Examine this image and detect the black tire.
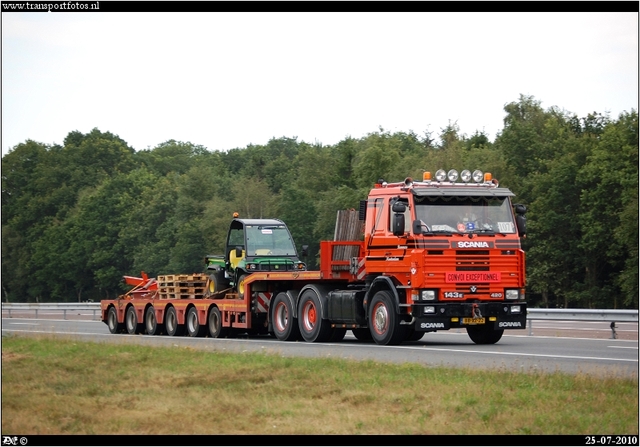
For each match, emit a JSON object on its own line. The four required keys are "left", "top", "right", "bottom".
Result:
{"left": 186, "top": 307, "right": 206, "bottom": 337}
{"left": 237, "top": 273, "right": 248, "bottom": 299}
{"left": 165, "top": 306, "right": 185, "bottom": 337}
{"left": 145, "top": 306, "right": 163, "bottom": 335}
{"left": 405, "top": 328, "right": 425, "bottom": 341}
{"left": 328, "top": 327, "right": 347, "bottom": 342}
{"left": 271, "top": 292, "right": 300, "bottom": 341}
{"left": 125, "top": 306, "right": 143, "bottom": 335}
{"left": 352, "top": 328, "right": 373, "bottom": 342}
{"left": 207, "top": 271, "right": 229, "bottom": 297}
{"left": 298, "top": 288, "right": 333, "bottom": 342}
{"left": 107, "top": 306, "right": 124, "bottom": 334}
{"left": 368, "top": 290, "right": 407, "bottom": 345}
{"left": 466, "top": 325, "right": 504, "bottom": 344}
{"left": 208, "top": 306, "right": 229, "bottom": 338}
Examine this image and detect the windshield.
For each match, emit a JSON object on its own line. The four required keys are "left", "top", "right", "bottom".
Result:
{"left": 414, "top": 196, "right": 516, "bottom": 234}
{"left": 245, "top": 225, "right": 298, "bottom": 256}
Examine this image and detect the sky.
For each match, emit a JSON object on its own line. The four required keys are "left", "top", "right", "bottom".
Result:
{"left": 1, "top": 10, "right": 638, "bottom": 157}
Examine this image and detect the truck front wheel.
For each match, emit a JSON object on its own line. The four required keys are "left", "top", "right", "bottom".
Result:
{"left": 368, "top": 290, "right": 406, "bottom": 345}
{"left": 466, "top": 325, "right": 504, "bottom": 344}
{"left": 271, "top": 292, "right": 300, "bottom": 341}
{"left": 298, "top": 289, "right": 333, "bottom": 342}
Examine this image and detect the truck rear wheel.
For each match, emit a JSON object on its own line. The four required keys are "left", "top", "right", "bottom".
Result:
{"left": 145, "top": 306, "right": 163, "bottom": 335}
{"left": 466, "top": 325, "right": 504, "bottom": 344}
{"left": 298, "top": 288, "right": 333, "bottom": 342}
{"left": 107, "top": 306, "right": 124, "bottom": 334}
{"left": 352, "top": 328, "right": 373, "bottom": 342}
{"left": 165, "top": 306, "right": 185, "bottom": 337}
{"left": 368, "top": 290, "right": 407, "bottom": 345}
{"left": 125, "top": 306, "right": 143, "bottom": 335}
{"left": 186, "top": 307, "right": 205, "bottom": 337}
{"left": 208, "top": 306, "right": 229, "bottom": 338}
{"left": 271, "top": 292, "right": 300, "bottom": 341}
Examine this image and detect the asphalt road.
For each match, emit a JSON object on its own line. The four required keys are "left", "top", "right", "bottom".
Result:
{"left": 2, "top": 313, "right": 638, "bottom": 378}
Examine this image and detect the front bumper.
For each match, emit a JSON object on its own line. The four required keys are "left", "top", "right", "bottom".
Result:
{"left": 412, "top": 302, "right": 527, "bottom": 331}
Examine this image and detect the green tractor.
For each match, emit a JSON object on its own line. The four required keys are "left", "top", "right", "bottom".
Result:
{"left": 204, "top": 217, "right": 308, "bottom": 298}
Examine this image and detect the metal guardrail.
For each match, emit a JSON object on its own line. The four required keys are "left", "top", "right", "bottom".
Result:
{"left": 526, "top": 308, "right": 638, "bottom": 339}
{"left": 1, "top": 303, "right": 638, "bottom": 337}
{"left": 2, "top": 302, "right": 100, "bottom": 320}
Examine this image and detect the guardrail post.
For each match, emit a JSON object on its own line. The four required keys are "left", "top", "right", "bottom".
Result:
{"left": 610, "top": 322, "right": 617, "bottom": 339}
{"left": 528, "top": 320, "right": 533, "bottom": 336}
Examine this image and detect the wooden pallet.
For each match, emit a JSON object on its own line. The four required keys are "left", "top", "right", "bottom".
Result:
{"left": 157, "top": 274, "right": 208, "bottom": 299}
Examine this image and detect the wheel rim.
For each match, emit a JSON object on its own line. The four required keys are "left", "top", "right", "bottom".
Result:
{"left": 209, "top": 279, "right": 216, "bottom": 294}
{"left": 275, "top": 302, "right": 288, "bottom": 332}
{"left": 372, "top": 302, "right": 388, "bottom": 335}
{"left": 302, "top": 301, "right": 316, "bottom": 331}
{"left": 238, "top": 276, "right": 246, "bottom": 297}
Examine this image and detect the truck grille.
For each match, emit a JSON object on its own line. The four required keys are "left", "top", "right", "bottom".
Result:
{"left": 455, "top": 250, "right": 490, "bottom": 271}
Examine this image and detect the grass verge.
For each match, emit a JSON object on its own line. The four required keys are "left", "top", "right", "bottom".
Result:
{"left": 1, "top": 334, "right": 638, "bottom": 435}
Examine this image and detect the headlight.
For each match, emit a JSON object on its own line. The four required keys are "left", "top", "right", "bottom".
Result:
{"left": 423, "top": 306, "right": 436, "bottom": 314}
{"left": 505, "top": 289, "right": 519, "bottom": 300}
{"left": 421, "top": 290, "right": 436, "bottom": 301}
{"left": 510, "top": 305, "right": 521, "bottom": 314}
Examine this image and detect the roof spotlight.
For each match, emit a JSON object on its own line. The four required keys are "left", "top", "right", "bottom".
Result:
{"left": 435, "top": 169, "right": 447, "bottom": 182}
{"left": 460, "top": 170, "right": 472, "bottom": 183}
{"left": 472, "top": 170, "right": 484, "bottom": 183}
{"left": 447, "top": 169, "right": 458, "bottom": 182}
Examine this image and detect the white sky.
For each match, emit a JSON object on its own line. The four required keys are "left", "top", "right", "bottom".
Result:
{"left": 2, "top": 11, "right": 638, "bottom": 156}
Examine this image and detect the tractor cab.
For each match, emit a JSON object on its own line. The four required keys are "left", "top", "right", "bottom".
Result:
{"left": 205, "top": 217, "right": 307, "bottom": 297}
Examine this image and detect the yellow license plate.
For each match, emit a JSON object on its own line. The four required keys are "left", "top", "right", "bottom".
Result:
{"left": 462, "top": 317, "right": 485, "bottom": 325}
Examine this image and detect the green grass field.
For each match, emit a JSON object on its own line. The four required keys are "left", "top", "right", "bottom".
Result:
{"left": 1, "top": 334, "right": 638, "bottom": 435}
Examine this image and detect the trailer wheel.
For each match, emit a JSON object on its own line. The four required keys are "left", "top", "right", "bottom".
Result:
{"left": 271, "top": 292, "right": 300, "bottom": 341}
{"left": 107, "top": 306, "right": 124, "bottom": 334}
{"left": 165, "top": 306, "right": 185, "bottom": 337}
{"left": 298, "top": 289, "right": 333, "bottom": 342}
{"left": 351, "top": 328, "right": 373, "bottom": 342}
{"left": 186, "top": 307, "right": 205, "bottom": 337}
{"left": 145, "top": 306, "right": 163, "bottom": 336}
{"left": 466, "top": 325, "right": 504, "bottom": 344}
{"left": 125, "top": 306, "right": 143, "bottom": 335}
{"left": 368, "top": 290, "right": 406, "bottom": 345}
{"left": 208, "top": 306, "right": 229, "bottom": 338}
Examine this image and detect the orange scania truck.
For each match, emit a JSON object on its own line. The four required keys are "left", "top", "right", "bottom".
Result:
{"left": 102, "top": 168, "right": 527, "bottom": 345}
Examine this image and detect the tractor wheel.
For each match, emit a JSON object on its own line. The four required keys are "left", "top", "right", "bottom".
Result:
{"left": 208, "top": 306, "right": 229, "bottom": 338}
{"left": 271, "top": 292, "right": 300, "bottom": 341}
{"left": 186, "top": 307, "right": 205, "bottom": 337}
{"left": 237, "top": 274, "right": 248, "bottom": 299}
{"left": 466, "top": 325, "right": 504, "bottom": 344}
{"left": 165, "top": 306, "right": 185, "bottom": 337}
{"left": 107, "top": 307, "right": 124, "bottom": 334}
{"left": 368, "top": 290, "right": 407, "bottom": 345}
{"left": 145, "top": 306, "right": 163, "bottom": 335}
{"left": 206, "top": 271, "right": 228, "bottom": 297}
{"left": 125, "top": 306, "right": 143, "bottom": 335}
{"left": 297, "top": 288, "right": 333, "bottom": 342}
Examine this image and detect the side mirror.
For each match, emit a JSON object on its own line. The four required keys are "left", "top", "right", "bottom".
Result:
{"left": 392, "top": 201, "right": 406, "bottom": 213}
{"left": 393, "top": 213, "right": 405, "bottom": 236}
{"left": 301, "top": 245, "right": 309, "bottom": 257}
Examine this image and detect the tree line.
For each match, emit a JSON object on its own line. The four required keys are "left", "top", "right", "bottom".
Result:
{"left": 2, "top": 95, "right": 637, "bottom": 308}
